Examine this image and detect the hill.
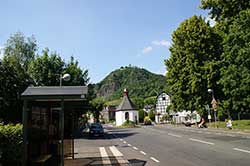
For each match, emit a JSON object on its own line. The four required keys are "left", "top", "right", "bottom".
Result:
{"left": 95, "top": 66, "right": 166, "bottom": 101}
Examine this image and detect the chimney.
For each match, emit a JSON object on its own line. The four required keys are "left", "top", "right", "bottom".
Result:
{"left": 123, "top": 88, "right": 128, "bottom": 96}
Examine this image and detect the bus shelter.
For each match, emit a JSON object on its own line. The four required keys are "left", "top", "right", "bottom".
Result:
{"left": 21, "top": 86, "right": 88, "bottom": 166}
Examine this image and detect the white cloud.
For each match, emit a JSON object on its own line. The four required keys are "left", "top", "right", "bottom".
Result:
{"left": 139, "top": 39, "right": 171, "bottom": 57}
{"left": 152, "top": 40, "right": 171, "bottom": 48}
{"left": 142, "top": 46, "right": 153, "bottom": 54}
{"left": 205, "top": 17, "right": 216, "bottom": 27}
{"left": 0, "top": 46, "right": 4, "bottom": 60}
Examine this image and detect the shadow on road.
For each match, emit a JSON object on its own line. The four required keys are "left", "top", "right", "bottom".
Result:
{"left": 64, "top": 157, "right": 147, "bottom": 166}
{"left": 73, "top": 127, "right": 138, "bottom": 140}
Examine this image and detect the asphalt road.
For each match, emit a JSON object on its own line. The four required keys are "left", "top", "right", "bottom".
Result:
{"left": 106, "top": 125, "right": 250, "bottom": 166}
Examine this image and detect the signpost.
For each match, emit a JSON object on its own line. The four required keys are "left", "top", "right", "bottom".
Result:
{"left": 211, "top": 98, "right": 218, "bottom": 128}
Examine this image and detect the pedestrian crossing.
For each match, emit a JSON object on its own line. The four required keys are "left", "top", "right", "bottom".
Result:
{"left": 74, "top": 145, "right": 129, "bottom": 165}
{"left": 99, "top": 146, "right": 129, "bottom": 165}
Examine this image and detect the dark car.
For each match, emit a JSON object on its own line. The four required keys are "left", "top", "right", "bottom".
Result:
{"left": 89, "top": 123, "right": 104, "bottom": 137}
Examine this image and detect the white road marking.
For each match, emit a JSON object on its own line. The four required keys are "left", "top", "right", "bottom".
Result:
{"left": 140, "top": 151, "right": 147, "bottom": 155}
{"left": 123, "top": 141, "right": 127, "bottom": 144}
{"left": 127, "top": 144, "right": 131, "bottom": 146}
{"left": 189, "top": 138, "right": 214, "bottom": 145}
{"left": 120, "top": 139, "right": 123, "bottom": 141}
{"left": 99, "top": 147, "right": 109, "bottom": 157}
{"left": 233, "top": 148, "right": 250, "bottom": 154}
{"left": 150, "top": 157, "right": 160, "bottom": 163}
{"left": 109, "top": 146, "right": 129, "bottom": 164}
{"left": 168, "top": 133, "right": 182, "bottom": 138}
{"left": 133, "top": 146, "right": 138, "bottom": 150}
{"left": 215, "top": 133, "right": 222, "bottom": 135}
{"left": 99, "top": 147, "right": 111, "bottom": 165}
{"left": 109, "top": 146, "right": 123, "bottom": 157}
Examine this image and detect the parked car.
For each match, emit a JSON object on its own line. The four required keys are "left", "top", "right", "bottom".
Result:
{"left": 89, "top": 123, "right": 104, "bottom": 137}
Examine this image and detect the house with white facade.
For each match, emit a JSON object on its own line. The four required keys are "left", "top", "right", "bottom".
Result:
{"left": 115, "top": 89, "right": 138, "bottom": 126}
{"left": 155, "top": 93, "right": 171, "bottom": 123}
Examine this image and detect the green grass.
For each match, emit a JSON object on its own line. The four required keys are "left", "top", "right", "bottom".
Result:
{"left": 208, "top": 120, "right": 250, "bottom": 130}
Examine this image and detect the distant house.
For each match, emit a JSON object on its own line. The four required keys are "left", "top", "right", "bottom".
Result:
{"left": 116, "top": 89, "right": 139, "bottom": 126}
{"left": 155, "top": 92, "right": 171, "bottom": 123}
{"left": 101, "top": 105, "right": 117, "bottom": 121}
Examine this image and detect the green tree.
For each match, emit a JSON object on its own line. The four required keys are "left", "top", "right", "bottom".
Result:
{"left": 4, "top": 32, "right": 37, "bottom": 70}
{"left": 144, "top": 96, "right": 156, "bottom": 105}
{"left": 90, "top": 98, "right": 105, "bottom": 122}
{"left": 200, "top": 0, "right": 250, "bottom": 22}
{"left": 148, "top": 110, "right": 155, "bottom": 122}
{"left": 218, "top": 9, "right": 250, "bottom": 114}
{"left": 138, "top": 109, "right": 146, "bottom": 123}
{"left": 64, "top": 56, "right": 89, "bottom": 86}
{"left": 28, "top": 48, "right": 64, "bottom": 86}
{"left": 0, "top": 33, "right": 36, "bottom": 123}
{"left": 165, "top": 16, "right": 222, "bottom": 114}
{"left": 28, "top": 50, "right": 89, "bottom": 86}
{"left": 131, "top": 97, "right": 144, "bottom": 109}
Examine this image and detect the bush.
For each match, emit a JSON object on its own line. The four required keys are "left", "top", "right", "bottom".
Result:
{"left": 122, "top": 120, "right": 135, "bottom": 127}
{"left": 0, "top": 123, "right": 23, "bottom": 165}
{"left": 149, "top": 110, "right": 155, "bottom": 121}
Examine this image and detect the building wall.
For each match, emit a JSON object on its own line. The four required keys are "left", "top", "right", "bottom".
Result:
{"left": 116, "top": 110, "right": 139, "bottom": 126}
{"left": 155, "top": 93, "right": 171, "bottom": 123}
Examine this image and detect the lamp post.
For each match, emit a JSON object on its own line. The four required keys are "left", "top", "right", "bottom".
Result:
{"left": 59, "top": 73, "right": 70, "bottom": 166}
{"left": 208, "top": 89, "right": 218, "bottom": 128}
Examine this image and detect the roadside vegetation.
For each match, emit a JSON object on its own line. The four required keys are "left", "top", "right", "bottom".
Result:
{"left": 0, "top": 123, "right": 23, "bottom": 165}
{"left": 208, "top": 120, "right": 250, "bottom": 131}
{"left": 165, "top": 0, "right": 250, "bottom": 121}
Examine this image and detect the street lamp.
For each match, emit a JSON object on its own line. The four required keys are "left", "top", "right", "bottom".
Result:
{"left": 60, "top": 73, "right": 71, "bottom": 86}
{"left": 208, "top": 89, "right": 218, "bottom": 128}
{"left": 58, "top": 73, "right": 70, "bottom": 165}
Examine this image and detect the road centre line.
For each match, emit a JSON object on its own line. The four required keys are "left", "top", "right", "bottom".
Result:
{"left": 150, "top": 157, "right": 160, "bottom": 163}
{"left": 123, "top": 141, "right": 127, "bottom": 144}
{"left": 189, "top": 138, "right": 214, "bottom": 145}
{"left": 120, "top": 139, "right": 123, "bottom": 141}
{"left": 168, "top": 133, "right": 182, "bottom": 138}
{"left": 233, "top": 148, "right": 250, "bottom": 154}
{"left": 127, "top": 144, "right": 131, "bottom": 146}
{"left": 133, "top": 146, "right": 138, "bottom": 150}
{"left": 140, "top": 151, "right": 147, "bottom": 155}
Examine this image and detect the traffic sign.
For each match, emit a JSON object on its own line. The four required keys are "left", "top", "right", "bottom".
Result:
{"left": 211, "top": 98, "right": 218, "bottom": 109}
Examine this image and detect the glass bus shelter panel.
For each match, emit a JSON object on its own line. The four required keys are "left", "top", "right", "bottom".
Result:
{"left": 27, "top": 104, "right": 62, "bottom": 166}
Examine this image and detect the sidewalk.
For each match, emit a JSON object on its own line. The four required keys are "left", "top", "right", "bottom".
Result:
{"left": 64, "top": 127, "right": 130, "bottom": 166}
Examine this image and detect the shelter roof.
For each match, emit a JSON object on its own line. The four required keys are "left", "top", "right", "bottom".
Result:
{"left": 21, "top": 86, "right": 88, "bottom": 100}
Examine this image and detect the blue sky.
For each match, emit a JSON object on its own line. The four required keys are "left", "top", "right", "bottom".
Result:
{"left": 0, "top": 0, "right": 209, "bottom": 83}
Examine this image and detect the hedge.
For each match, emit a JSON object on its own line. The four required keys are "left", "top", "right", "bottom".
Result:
{"left": 0, "top": 123, "right": 23, "bottom": 165}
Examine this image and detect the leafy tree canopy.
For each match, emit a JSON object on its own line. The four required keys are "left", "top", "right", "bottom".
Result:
{"left": 165, "top": 15, "right": 222, "bottom": 113}
{"left": 219, "top": 9, "right": 250, "bottom": 113}
{"left": 200, "top": 0, "right": 250, "bottom": 22}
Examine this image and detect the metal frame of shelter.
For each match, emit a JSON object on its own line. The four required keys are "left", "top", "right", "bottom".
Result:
{"left": 21, "top": 86, "right": 88, "bottom": 166}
